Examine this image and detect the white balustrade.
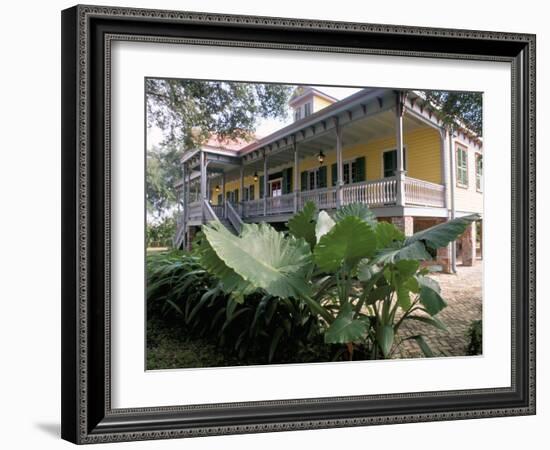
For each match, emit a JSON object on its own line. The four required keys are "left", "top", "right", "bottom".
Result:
{"left": 341, "top": 178, "right": 397, "bottom": 206}
{"left": 299, "top": 186, "right": 337, "bottom": 210}
{"left": 266, "top": 193, "right": 295, "bottom": 215}
{"left": 239, "top": 177, "right": 445, "bottom": 218}
{"left": 242, "top": 198, "right": 264, "bottom": 218}
{"left": 404, "top": 177, "right": 445, "bottom": 207}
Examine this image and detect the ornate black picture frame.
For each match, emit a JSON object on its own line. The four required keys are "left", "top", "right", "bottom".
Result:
{"left": 61, "top": 4, "right": 536, "bottom": 444}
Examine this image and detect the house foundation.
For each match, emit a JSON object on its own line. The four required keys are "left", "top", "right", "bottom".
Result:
{"left": 391, "top": 216, "right": 414, "bottom": 236}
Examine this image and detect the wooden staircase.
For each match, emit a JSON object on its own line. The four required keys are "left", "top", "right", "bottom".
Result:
{"left": 173, "top": 199, "right": 244, "bottom": 248}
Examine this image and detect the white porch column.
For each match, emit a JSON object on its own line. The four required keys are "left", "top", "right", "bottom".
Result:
{"left": 184, "top": 164, "right": 190, "bottom": 224}
{"left": 200, "top": 150, "right": 207, "bottom": 221}
{"left": 263, "top": 151, "right": 268, "bottom": 216}
{"left": 180, "top": 162, "right": 188, "bottom": 248}
{"left": 395, "top": 92, "right": 406, "bottom": 207}
{"left": 239, "top": 162, "right": 245, "bottom": 213}
{"left": 221, "top": 172, "right": 226, "bottom": 218}
{"left": 181, "top": 162, "right": 187, "bottom": 215}
{"left": 335, "top": 118, "right": 344, "bottom": 207}
{"left": 439, "top": 127, "right": 449, "bottom": 210}
{"left": 293, "top": 136, "right": 299, "bottom": 212}
{"left": 447, "top": 126, "right": 457, "bottom": 273}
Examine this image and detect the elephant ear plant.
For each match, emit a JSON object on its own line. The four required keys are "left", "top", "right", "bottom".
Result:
{"left": 199, "top": 202, "right": 479, "bottom": 360}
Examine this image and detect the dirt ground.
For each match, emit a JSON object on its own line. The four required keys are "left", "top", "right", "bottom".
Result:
{"left": 393, "top": 259, "right": 483, "bottom": 359}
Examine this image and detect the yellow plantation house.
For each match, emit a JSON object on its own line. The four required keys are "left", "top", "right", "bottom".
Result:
{"left": 174, "top": 87, "right": 483, "bottom": 272}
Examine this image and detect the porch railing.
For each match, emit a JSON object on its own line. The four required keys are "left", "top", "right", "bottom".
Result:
{"left": 404, "top": 177, "right": 445, "bottom": 207}
{"left": 187, "top": 201, "right": 202, "bottom": 222}
{"left": 242, "top": 198, "right": 264, "bottom": 218}
{"left": 300, "top": 186, "right": 337, "bottom": 210}
{"left": 203, "top": 199, "right": 220, "bottom": 222}
{"left": 266, "top": 193, "right": 295, "bottom": 215}
{"left": 236, "top": 176, "right": 445, "bottom": 219}
{"left": 210, "top": 204, "right": 225, "bottom": 219}
{"left": 341, "top": 177, "right": 397, "bottom": 206}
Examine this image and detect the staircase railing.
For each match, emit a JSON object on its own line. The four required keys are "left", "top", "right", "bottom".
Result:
{"left": 173, "top": 219, "right": 186, "bottom": 248}
{"left": 226, "top": 201, "right": 244, "bottom": 235}
{"left": 203, "top": 199, "right": 220, "bottom": 222}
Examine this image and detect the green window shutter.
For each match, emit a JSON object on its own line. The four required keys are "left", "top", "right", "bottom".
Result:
{"left": 318, "top": 165, "right": 327, "bottom": 188}
{"left": 383, "top": 151, "right": 396, "bottom": 178}
{"left": 331, "top": 163, "right": 337, "bottom": 186}
{"left": 234, "top": 189, "right": 239, "bottom": 203}
{"left": 286, "top": 167, "right": 293, "bottom": 193}
{"left": 300, "top": 171, "right": 308, "bottom": 191}
{"left": 356, "top": 157, "right": 366, "bottom": 182}
{"left": 281, "top": 169, "right": 287, "bottom": 195}
{"left": 217, "top": 194, "right": 222, "bottom": 204}
{"left": 282, "top": 167, "right": 292, "bottom": 194}
{"left": 249, "top": 185, "right": 255, "bottom": 201}
{"left": 259, "top": 176, "right": 264, "bottom": 198}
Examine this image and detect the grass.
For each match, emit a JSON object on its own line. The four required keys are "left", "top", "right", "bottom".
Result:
{"left": 147, "top": 318, "right": 246, "bottom": 369}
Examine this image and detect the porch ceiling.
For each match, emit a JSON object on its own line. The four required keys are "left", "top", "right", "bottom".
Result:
{"left": 220, "top": 110, "right": 428, "bottom": 182}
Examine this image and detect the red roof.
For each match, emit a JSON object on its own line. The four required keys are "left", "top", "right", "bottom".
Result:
{"left": 203, "top": 133, "right": 261, "bottom": 151}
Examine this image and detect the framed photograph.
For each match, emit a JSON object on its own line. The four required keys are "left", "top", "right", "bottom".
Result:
{"left": 61, "top": 4, "right": 536, "bottom": 444}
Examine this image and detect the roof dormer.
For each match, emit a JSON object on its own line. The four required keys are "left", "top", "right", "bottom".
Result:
{"left": 288, "top": 86, "right": 338, "bottom": 122}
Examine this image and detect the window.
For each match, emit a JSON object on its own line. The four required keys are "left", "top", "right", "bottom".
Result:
{"left": 294, "top": 107, "right": 302, "bottom": 122}
{"left": 304, "top": 102, "right": 312, "bottom": 117}
{"left": 343, "top": 160, "right": 357, "bottom": 185}
{"left": 475, "top": 153, "right": 483, "bottom": 191}
{"left": 456, "top": 145, "right": 468, "bottom": 187}
{"left": 303, "top": 166, "right": 327, "bottom": 190}
{"left": 383, "top": 148, "right": 407, "bottom": 178}
{"left": 308, "top": 169, "right": 318, "bottom": 190}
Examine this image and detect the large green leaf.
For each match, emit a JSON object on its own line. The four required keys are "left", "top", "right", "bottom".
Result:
{"left": 395, "top": 259, "right": 420, "bottom": 279}
{"left": 405, "top": 214, "right": 480, "bottom": 250}
{"left": 287, "top": 201, "right": 317, "bottom": 249}
{"left": 202, "top": 221, "right": 313, "bottom": 300}
{"left": 334, "top": 202, "right": 377, "bottom": 227}
{"left": 377, "top": 325, "right": 394, "bottom": 357}
{"left": 374, "top": 241, "right": 433, "bottom": 264}
{"left": 406, "top": 315, "right": 447, "bottom": 331}
{"left": 375, "top": 222, "right": 405, "bottom": 248}
{"left": 315, "top": 210, "right": 335, "bottom": 242}
{"left": 197, "top": 225, "right": 255, "bottom": 296}
{"left": 416, "top": 275, "right": 441, "bottom": 294}
{"left": 419, "top": 284, "right": 447, "bottom": 315}
{"left": 357, "top": 259, "right": 380, "bottom": 282}
{"left": 314, "top": 216, "right": 377, "bottom": 272}
{"left": 409, "top": 335, "right": 435, "bottom": 357}
{"left": 397, "top": 285, "right": 412, "bottom": 309}
{"left": 324, "top": 303, "right": 369, "bottom": 344}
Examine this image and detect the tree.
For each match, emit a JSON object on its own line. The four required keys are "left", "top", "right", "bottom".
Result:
{"left": 146, "top": 144, "right": 182, "bottom": 221}
{"left": 422, "top": 91, "right": 483, "bottom": 136}
{"left": 146, "top": 79, "right": 293, "bottom": 149}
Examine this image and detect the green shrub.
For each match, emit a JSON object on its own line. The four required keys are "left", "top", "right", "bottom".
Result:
{"left": 199, "top": 202, "right": 480, "bottom": 360}
{"left": 466, "top": 320, "right": 482, "bottom": 355}
{"left": 146, "top": 249, "right": 324, "bottom": 365}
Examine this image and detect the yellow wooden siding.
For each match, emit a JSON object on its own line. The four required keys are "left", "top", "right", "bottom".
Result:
{"left": 295, "top": 127, "right": 442, "bottom": 185}
{"left": 210, "top": 127, "right": 445, "bottom": 203}
{"left": 312, "top": 96, "right": 333, "bottom": 113}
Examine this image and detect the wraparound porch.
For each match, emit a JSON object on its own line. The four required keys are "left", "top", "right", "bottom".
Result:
{"left": 184, "top": 175, "right": 445, "bottom": 224}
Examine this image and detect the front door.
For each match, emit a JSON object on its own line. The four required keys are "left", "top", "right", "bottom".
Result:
{"left": 269, "top": 179, "right": 282, "bottom": 197}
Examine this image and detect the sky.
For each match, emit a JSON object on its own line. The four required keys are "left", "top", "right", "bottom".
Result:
{"left": 147, "top": 84, "right": 363, "bottom": 150}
